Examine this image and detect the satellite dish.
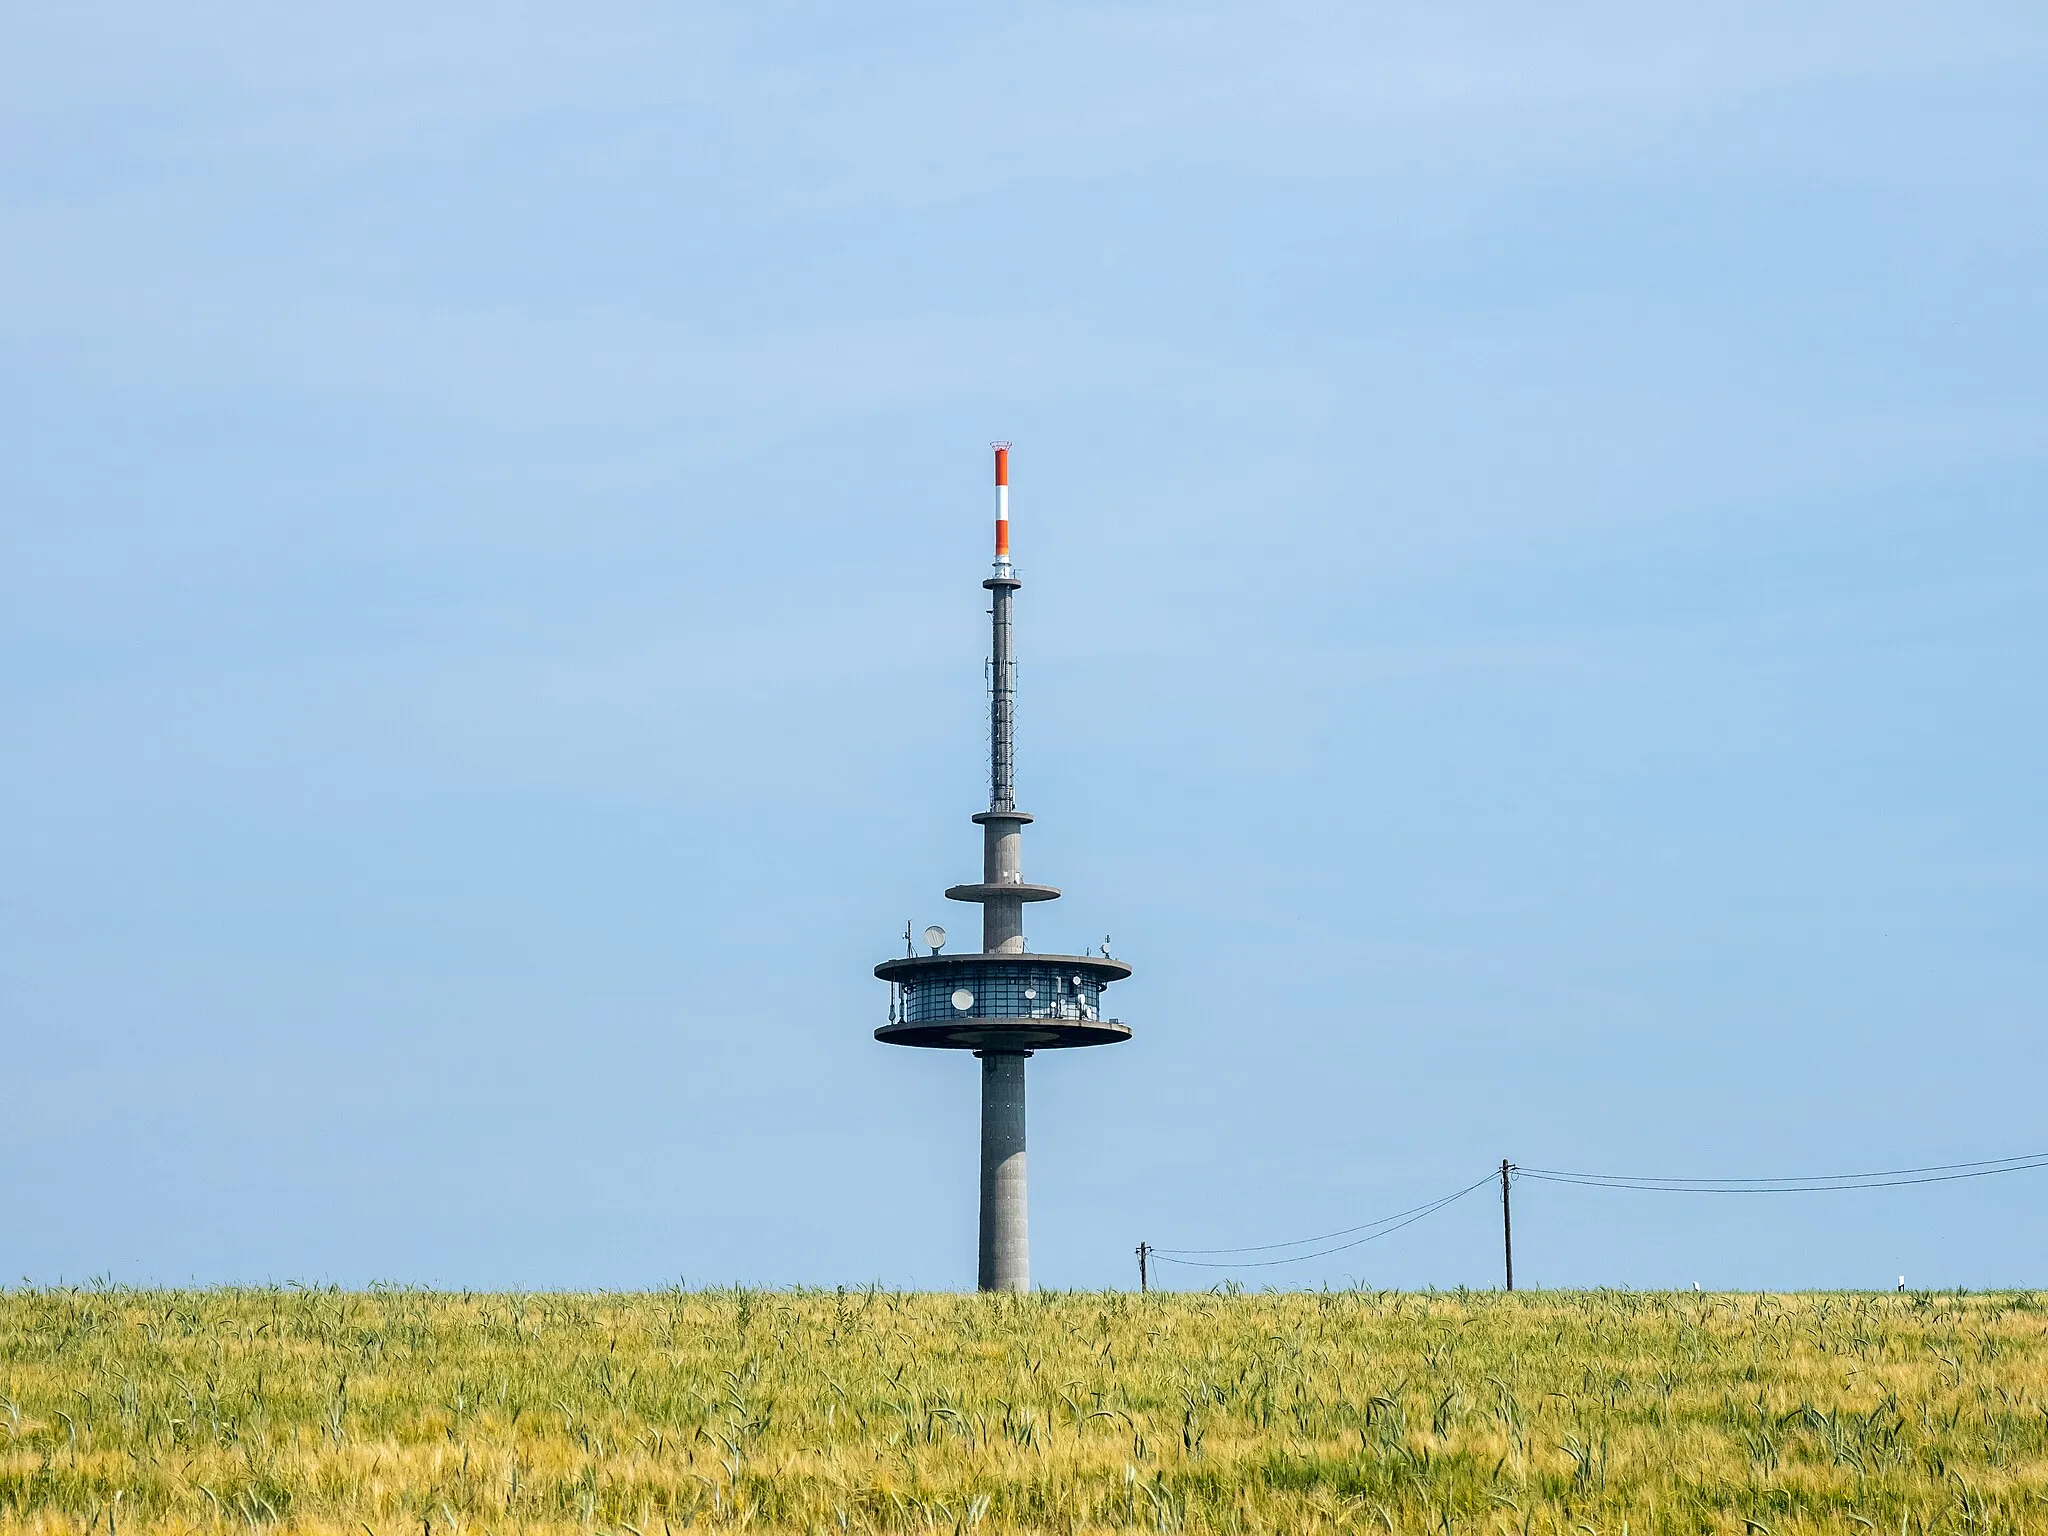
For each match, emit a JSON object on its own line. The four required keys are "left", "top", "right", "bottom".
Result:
{"left": 923, "top": 925, "right": 947, "bottom": 952}
{"left": 951, "top": 988, "right": 975, "bottom": 1012}
{"left": 1023, "top": 987, "right": 1037, "bottom": 1001}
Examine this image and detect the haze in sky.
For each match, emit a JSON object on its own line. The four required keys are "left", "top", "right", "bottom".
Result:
{"left": 3, "top": 2, "right": 2044, "bottom": 1291}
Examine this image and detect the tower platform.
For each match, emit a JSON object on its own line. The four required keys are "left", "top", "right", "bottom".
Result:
{"left": 874, "top": 952, "right": 1132, "bottom": 1050}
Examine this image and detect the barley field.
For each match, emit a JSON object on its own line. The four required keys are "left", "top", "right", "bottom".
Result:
{"left": 2, "top": 1286, "right": 2044, "bottom": 1534}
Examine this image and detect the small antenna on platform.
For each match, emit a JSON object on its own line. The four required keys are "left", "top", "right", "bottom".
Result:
{"left": 924, "top": 925, "right": 947, "bottom": 954}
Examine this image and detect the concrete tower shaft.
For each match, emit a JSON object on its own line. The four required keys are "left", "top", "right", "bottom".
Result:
{"left": 978, "top": 1051, "right": 1028, "bottom": 1291}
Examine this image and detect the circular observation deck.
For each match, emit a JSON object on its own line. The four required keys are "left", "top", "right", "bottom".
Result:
{"left": 944, "top": 882, "right": 1061, "bottom": 903}
{"left": 873, "top": 952, "right": 1132, "bottom": 1051}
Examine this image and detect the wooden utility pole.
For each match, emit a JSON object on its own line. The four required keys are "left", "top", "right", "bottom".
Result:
{"left": 1500, "top": 1160, "right": 1515, "bottom": 1291}
{"left": 1136, "top": 1241, "right": 1151, "bottom": 1293}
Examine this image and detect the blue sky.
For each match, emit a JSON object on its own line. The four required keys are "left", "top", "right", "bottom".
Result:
{"left": 3, "top": 2, "right": 2043, "bottom": 1291}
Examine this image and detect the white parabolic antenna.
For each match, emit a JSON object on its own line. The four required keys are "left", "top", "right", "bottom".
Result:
{"left": 951, "top": 988, "right": 975, "bottom": 1012}
{"left": 923, "top": 925, "right": 947, "bottom": 951}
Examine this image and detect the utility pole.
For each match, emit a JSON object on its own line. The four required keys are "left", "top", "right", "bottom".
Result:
{"left": 1136, "top": 1241, "right": 1150, "bottom": 1293}
{"left": 1500, "top": 1160, "right": 1515, "bottom": 1292}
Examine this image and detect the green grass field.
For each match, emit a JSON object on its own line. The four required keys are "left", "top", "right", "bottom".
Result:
{"left": 3, "top": 1286, "right": 2043, "bottom": 1534}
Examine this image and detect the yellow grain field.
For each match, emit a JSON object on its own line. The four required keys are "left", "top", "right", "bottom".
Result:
{"left": 2, "top": 1286, "right": 2043, "bottom": 1533}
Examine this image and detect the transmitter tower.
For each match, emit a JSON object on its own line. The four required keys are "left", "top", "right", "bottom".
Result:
{"left": 875, "top": 444, "right": 1131, "bottom": 1292}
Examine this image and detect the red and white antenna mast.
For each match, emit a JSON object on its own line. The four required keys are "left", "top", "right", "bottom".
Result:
{"left": 986, "top": 442, "right": 1019, "bottom": 813}
{"left": 992, "top": 440, "right": 1012, "bottom": 571}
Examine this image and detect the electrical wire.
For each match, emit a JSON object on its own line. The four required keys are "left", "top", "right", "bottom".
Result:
{"left": 1150, "top": 1183, "right": 1495, "bottom": 1257}
{"left": 1516, "top": 1152, "right": 2048, "bottom": 1195}
{"left": 1150, "top": 1175, "right": 1496, "bottom": 1269}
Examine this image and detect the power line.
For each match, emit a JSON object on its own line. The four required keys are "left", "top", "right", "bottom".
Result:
{"left": 1150, "top": 1182, "right": 1494, "bottom": 1258}
{"left": 1519, "top": 1151, "right": 2048, "bottom": 1186}
{"left": 1518, "top": 1153, "right": 2048, "bottom": 1195}
{"left": 1150, "top": 1175, "right": 1495, "bottom": 1270}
